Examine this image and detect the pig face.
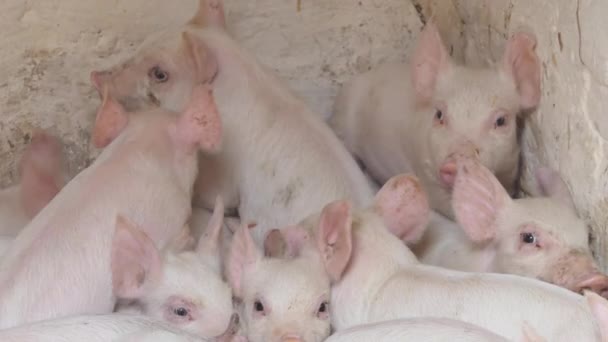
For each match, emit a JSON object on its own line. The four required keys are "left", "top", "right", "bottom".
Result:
{"left": 452, "top": 159, "right": 608, "bottom": 296}
{"left": 112, "top": 200, "right": 236, "bottom": 339}
{"left": 227, "top": 201, "right": 354, "bottom": 342}
{"left": 90, "top": 0, "right": 225, "bottom": 113}
{"left": 411, "top": 22, "right": 541, "bottom": 190}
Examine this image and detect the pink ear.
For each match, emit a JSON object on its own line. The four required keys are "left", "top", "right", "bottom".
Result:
{"left": 585, "top": 291, "right": 608, "bottom": 341}
{"left": 374, "top": 174, "right": 430, "bottom": 243}
{"left": 535, "top": 166, "right": 576, "bottom": 212}
{"left": 316, "top": 200, "right": 353, "bottom": 283}
{"left": 197, "top": 196, "right": 224, "bottom": 255}
{"left": 264, "top": 226, "right": 311, "bottom": 258}
{"left": 188, "top": 0, "right": 227, "bottom": 28}
{"left": 19, "top": 130, "right": 67, "bottom": 219}
{"left": 171, "top": 84, "right": 222, "bottom": 154}
{"left": 502, "top": 31, "right": 541, "bottom": 110}
{"left": 452, "top": 159, "right": 511, "bottom": 244}
{"left": 521, "top": 322, "right": 546, "bottom": 342}
{"left": 111, "top": 215, "right": 162, "bottom": 299}
{"left": 181, "top": 32, "right": 219, "bottom": 84}
{"left": 411, "top": 21, "right": 452, "bottom": 104}
{"left": 226, "top": 224, "right": 261, "bottom": 298}
{"left": 92, "top": 87, "right": 129, "bottom": 148}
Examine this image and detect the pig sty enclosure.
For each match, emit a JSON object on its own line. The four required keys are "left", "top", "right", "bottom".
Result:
{"left": 1, "top": 1, "right": 608, "bottom": 268}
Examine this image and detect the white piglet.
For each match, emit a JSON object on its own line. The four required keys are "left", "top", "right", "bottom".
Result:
{"left": 412, "top": 161, "right": 608, "bottom": 295}
{"left": 330, "top": 21, "right": 541, "bottom": 219}
{"left": 226, "top": 203, "right": 355, "bottom": 342}
{"left": 90, "top": 0, "right": 374, "bottom": 243}
{"left": 0, "top": 314, "right": 238, "bottom": 342}
{"left": 289, "top": 175, "right": 606, "bottom": 341}
{"left": 112, "top": 200, "right": 236, "bottom": 339}
{"left": 0, "top": 84, "right": 222, "bottom": 328}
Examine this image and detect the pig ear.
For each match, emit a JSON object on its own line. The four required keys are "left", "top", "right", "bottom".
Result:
{"left": 411, "top": 21, "right": 452, "bottom": 104}
{"left": 19, "top": 130, "right": 67, "bottom": 219}
{"left": 92, "top": 87, "right": 129, "bottom": 148}
{"left": 373, "top": 174, "right": 430, "bottom": 243}
{"left": 584, "top": 291, "right": 608, "bottom": 341}
{"left": 188, "top": 0, "right": 227, "bottom": 29}
{"left": 196, "top": 196, "right": 224, "bottom": 274}
{"left": 501, "top": 31, "right": 541, "bottom": 110}
{"left": 181, "top": 32, "right": 219, "bottom": 84}
{"left": 535, "top": 167, "right": 576, "bottom": 212}
{"left": 452, "top": 159, "right": 511, "bottom": 244}
{"left": 264, "top": 226, "right": 311, "bottom": 259}
{"left": 170, "top": 84, "right": 222, "bottom": 154}
{"left": 316, "top": 200, "right": 353, "bottom": 283}
{"left": 226, "top": 224, "right": 261, "bottom": 298}
{"left": 111, "top": 215, "right": 162, "bottom": 299}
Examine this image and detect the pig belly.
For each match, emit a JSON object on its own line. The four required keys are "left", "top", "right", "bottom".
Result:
{"left": 367, "top": 269, "right": 598, "bottom": 341}
{"left": 326, "top": 318, "right": 508, "bottom": 342}
{"left": 0, "top": 314, "right": 204, "bottom": 342}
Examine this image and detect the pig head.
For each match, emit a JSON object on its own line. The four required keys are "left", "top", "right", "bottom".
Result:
{"left": 409, "top": 22, "right": 541, "bottom": 218}
{"left": 225, "top": 199, "right": 356, "bottom": 342}
{"left": 112, "top": 202, "right": 236, "bottom": 339}
{"left": 90, "top": 0, "right": 224, "bottom": 113}
{"left": 452, "top": 158, "right": 608, "bottom": 296}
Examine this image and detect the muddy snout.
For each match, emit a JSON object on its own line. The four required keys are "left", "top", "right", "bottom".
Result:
{"left": 439, "top": 145, "right": 480, "bottom": 188}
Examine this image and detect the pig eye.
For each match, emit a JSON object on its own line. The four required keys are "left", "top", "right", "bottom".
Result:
{"left": 254, "top": 300, "right": 265, "bottom": 313}
{"left": 494, "top": 116, "right": 507, "bottom": 128}
{"left": 173, "top": 307, "right": 189, "bottom": 317}
{"left": 521, "top": 232, "right": 537, "bottom": 245}
{"left": 435, "top": 110, "right": 443, "bottom": 121}
{"left": 318, "top": 302, "right": 329, "bottom": 313}
{"left": 149, "top": 66, "right": 169, "bottom": 83}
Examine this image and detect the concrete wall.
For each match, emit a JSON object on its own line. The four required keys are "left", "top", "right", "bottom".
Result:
{"left": 1, "top": 0, "right": 606, "bottom": 267}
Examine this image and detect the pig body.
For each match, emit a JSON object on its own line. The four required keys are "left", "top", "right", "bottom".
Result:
{"left": 412, "top": 162, "right": 608, "bottom": 295}
{"left": 328, "top": 191, "right": 601, "bottom": 341}
{"left": 0, "top": 130, "right": 68, "bottom": 237}
{"left": 330, "top": 22, "right": 541, "bottom": 219}
{"left": 0, "top": 314, "right": 213, "bottom": 342}
{"left": 325, "top": 318, "right": 512, "bottom": 342}
{"left": 0, "top": 86, "right": 222, "bottom": 328}
{"left": 92, "top": 0, "right": 373, "bottom": 243}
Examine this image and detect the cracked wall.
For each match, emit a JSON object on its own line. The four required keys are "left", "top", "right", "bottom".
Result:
{"left": 0, "top": 1, "right": 606, "bottom": 267}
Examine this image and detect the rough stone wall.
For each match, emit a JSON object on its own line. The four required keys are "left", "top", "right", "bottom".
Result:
{"left": 0, "top": 1, "right": 606, "bottom": 267}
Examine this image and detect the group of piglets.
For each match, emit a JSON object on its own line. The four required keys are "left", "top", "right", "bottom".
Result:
{"left": 0, "top": 0, "right": 606, "bottom": 341}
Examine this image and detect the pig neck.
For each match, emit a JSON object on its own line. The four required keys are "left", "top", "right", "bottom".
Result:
{"left": 196, "top": 29, "right": 373, "bottom": 234}
{"left": 0, "top": 185, "right": 28, "bottom": 236}
{"left": 331, "top": 211, "right": 419, "bottom": 330}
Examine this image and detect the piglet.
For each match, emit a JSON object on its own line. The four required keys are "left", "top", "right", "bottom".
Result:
{"left": 289, "top": 175, "right": 603, "bottom": 341}
{"left": 225, "top": 201, "right": 354, "bottom": 342}
{"left": 412, "top": 160, "right": 608, "bottom": 296}
{"left": 0, "top": 84, "right": 222, "bottom": 329}
{"left": 325, "top": 318, "right": 544, "bottom": 342}
{"left": 0, "top": 313, "right": 238, "bottom": 342}
{"left": 113, "top": 199, "right": 235, "bottom": 339}
{"left": 330, "top": 21, "right": 541, "bottom": 219}
{"left": 90, "top": 0, "right": 374, "bottom": 244}
{"left": 0, "top": 130, "right": 68, "bottom": 237}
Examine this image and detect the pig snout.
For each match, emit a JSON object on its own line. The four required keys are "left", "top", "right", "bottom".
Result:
{"left": 216, "top": 313, "right": 240, "bottom": 341}
{"left": 439, "top": 161, "right": 458, "bottom": 188}
{"left": 281, "top": 333, "right": 303, "bottom": 342}
{"left": 573, "top": 274, "right": 608, "bottom": 298}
